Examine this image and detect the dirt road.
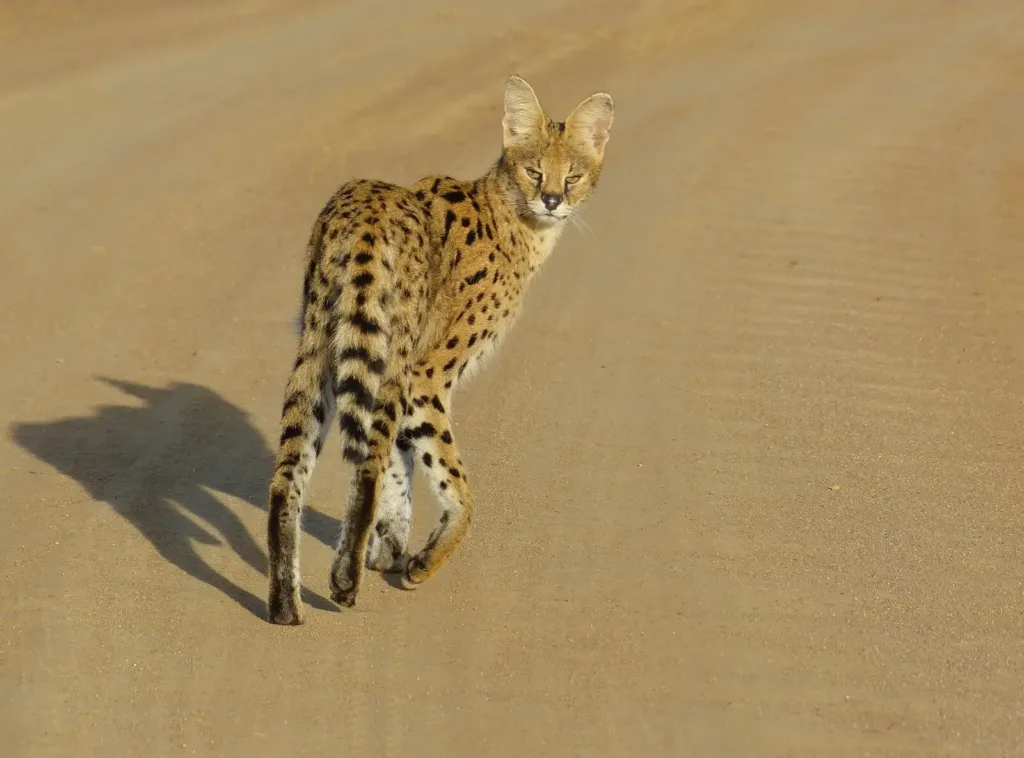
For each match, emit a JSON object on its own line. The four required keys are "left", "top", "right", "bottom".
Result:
{"left": 2, "top": 1, "right": 1022, "bottom": 755}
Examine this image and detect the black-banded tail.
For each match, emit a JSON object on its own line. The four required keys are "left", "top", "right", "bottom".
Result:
{"left": 329, "top": 227, "right": 395, "bottom": 463}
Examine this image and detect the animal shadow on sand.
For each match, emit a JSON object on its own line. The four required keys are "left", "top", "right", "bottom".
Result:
{"left": 11, "top": 378, "right": 340, "bottom": 619}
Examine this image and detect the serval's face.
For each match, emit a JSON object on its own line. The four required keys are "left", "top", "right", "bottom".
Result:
{"left": 501, "top": 76, "right": 614, "bottom": 226}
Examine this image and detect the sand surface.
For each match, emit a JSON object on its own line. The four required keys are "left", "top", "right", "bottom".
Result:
{"left": 2, "top": 1, "right": 1023, "bottom": 755}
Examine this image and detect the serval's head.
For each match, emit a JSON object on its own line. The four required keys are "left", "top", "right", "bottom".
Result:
{"left": 499, "top": 75, "right": 614, "bottom": 226}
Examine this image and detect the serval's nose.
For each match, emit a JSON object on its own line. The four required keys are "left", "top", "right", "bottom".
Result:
{"left": 541, "top": 193, "right": 562, "bottom": 211}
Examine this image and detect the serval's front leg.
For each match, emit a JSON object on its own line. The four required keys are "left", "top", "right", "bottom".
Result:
{"left": 328, "top": 381, "right": 403, "bottom": 606}
{"left": 399, "top": 374, "right": 474, "bottom": 588}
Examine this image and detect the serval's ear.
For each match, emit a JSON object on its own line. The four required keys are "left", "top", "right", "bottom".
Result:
{"left": 503, "top": 75, "right": 546, "bottom": 149}
{"left": 566, "top": 92, "right": 614, "bottom": 158}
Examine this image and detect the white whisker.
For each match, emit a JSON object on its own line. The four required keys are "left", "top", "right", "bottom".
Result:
{"left": 570, "top": 213, "right": 596, "bottom": 240}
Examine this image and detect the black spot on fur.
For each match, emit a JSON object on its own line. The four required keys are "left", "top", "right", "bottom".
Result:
{"left": 267, "top": 491, "right": 287, "bottom": 553}
{"left": 338, "top": 346, "right": 386, "bottom": 375}
{"left": 339, "top": 412, "right": 369, "bottom": 442}
{"left": 352, "top": 271, "right": 374, "bottom": 288}
{"left": 443, "top": 357, "right": 457, "bottom": 372}
{"left": 446, "top": 337, "right": 459, "bottom": 349}
{"left": 361, "top": 232, "right": 375, "bottom": 245}
{"left": 431, "top": 396, "right": 445, "bottom": 412}
{"left": 349, "top": 311, "right": 382, "bottom": 334}
{"left": 465, "top": 268, "right": 488, "bottom": 286}
{"left": 442, "top": 190, "right": 466, "bottom": 204}
{"left": 440, "top": 430, "right": 453, "bottom": 445}
{"left": 405, "top": 422, "right": 437, "bottom": 439}
{"left": 280, "top": 425, "right": 303, "bottom": 443}
{"left": 355, "top": 252, "right": 373, "bottom": 265}
{"left": 422, "top": 453, "right": 433, "bottom": 467}
{"left": 465, "top": 230, "right": 476, "bottom": 245}
{"left": 342, "top": 444, "right": 367, "bottom": 464}
{"left": 335, "top": 376, "right": 375, "bottom": 411}
{"left": 441, "top": 210, "right": 457, "bottom": 246}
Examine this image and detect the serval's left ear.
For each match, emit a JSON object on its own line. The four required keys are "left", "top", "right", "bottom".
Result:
{"left": 566, "top": 92, "right": 614, "bottom": 158}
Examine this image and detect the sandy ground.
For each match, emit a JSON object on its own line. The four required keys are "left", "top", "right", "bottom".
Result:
{"left": 2, "top": 1, "right": 1023, "bottom": 755}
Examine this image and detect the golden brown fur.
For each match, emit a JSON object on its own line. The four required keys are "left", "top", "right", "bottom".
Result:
{"left": 267, "top": 75, "right": 614, "bottom": 625}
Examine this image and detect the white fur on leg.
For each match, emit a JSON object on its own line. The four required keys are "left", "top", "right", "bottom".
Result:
{"left": 365, "top": 443, "right": 414, "bottom": 571}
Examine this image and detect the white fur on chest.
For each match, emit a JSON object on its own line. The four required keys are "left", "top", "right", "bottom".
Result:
{"left": 530, "top": 223, "right": 566, "bottom": 268}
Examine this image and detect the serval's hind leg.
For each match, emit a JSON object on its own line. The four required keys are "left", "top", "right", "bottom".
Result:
{"left": 399, "top": 374, "right": 474, "bottom": 589}
{"left": 328, "top": 381, "right": 403, "bottom": 606}
{"left": 366, "top": 441, "right": 414, "bottom": 573}
{"left": 267, "top": 354, "right": 335, "bottom": 625}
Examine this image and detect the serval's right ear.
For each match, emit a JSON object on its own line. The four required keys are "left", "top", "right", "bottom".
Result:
{"left": 503, "top": 75, "right": 546, "bottom": 150}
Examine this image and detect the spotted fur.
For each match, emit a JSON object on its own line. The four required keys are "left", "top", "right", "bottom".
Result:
{"left": 267, "top": 75, "right": 614, "bottom": 625}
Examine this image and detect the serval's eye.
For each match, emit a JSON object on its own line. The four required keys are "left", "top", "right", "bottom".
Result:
{"left": 525, "top": 168, "right": 543, "bottom": 182}
{"left": 565, "top": 175, "right": 583, "bottom": 186}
